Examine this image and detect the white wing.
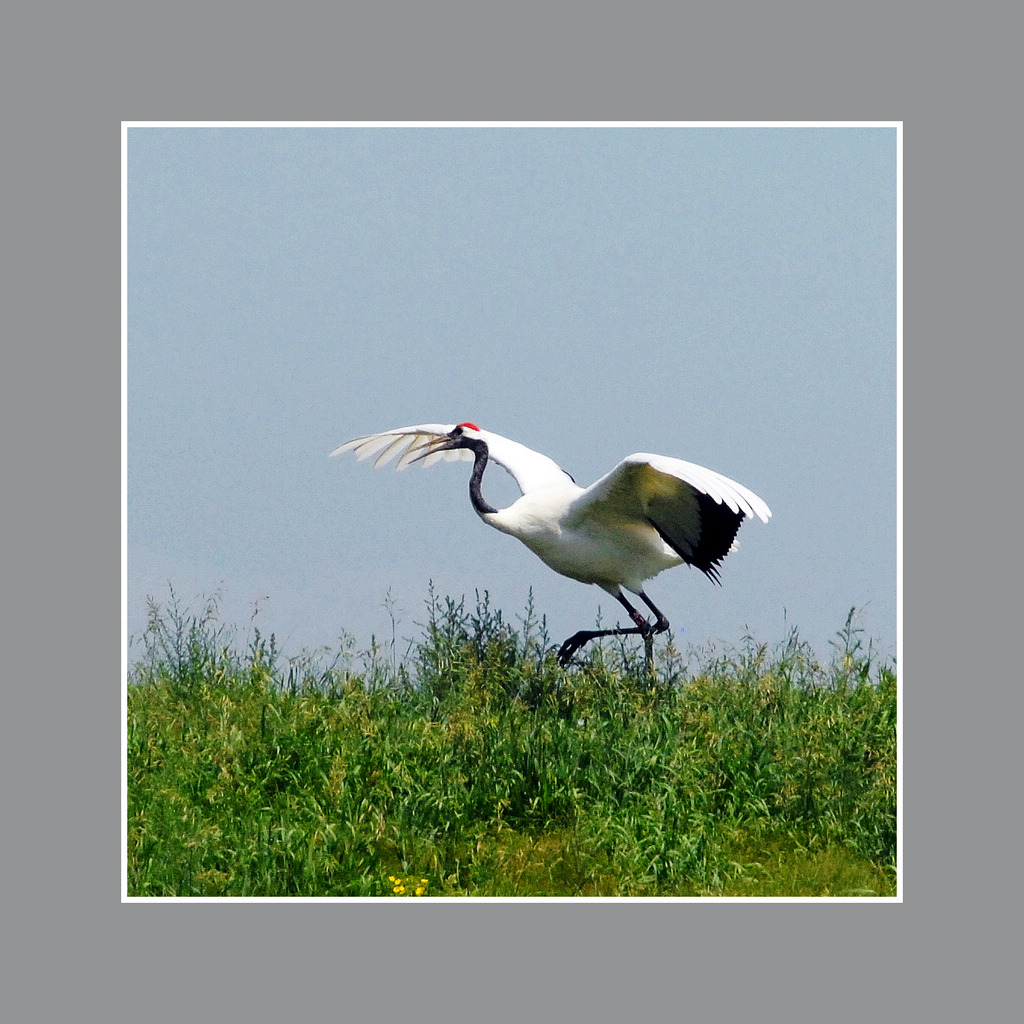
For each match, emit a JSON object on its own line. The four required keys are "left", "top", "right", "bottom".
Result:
{"left": 566, "top": 453, "right": 771, "bottom": 581}
{"left": 329, "top": 424, "right": 473, "bottom": 470}
{"left": 332, "top": 423, "right": 573, "bottom": 495}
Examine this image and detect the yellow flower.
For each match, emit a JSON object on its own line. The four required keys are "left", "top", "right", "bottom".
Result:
{"left": 386, "top": 873, "right": 429, "bottom": 896}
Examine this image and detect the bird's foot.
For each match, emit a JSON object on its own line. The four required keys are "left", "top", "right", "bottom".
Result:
{"left": 557, "top": 630, "right": 601, "bottom": 667}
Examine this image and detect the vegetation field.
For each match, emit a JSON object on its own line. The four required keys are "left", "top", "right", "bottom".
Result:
{"left": 126, "top": 588, "right": 897, "bottom": 898}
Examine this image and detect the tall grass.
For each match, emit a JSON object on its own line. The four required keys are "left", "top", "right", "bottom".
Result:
{"left": 126, "top": 587, "right": 897, "bottom": 897}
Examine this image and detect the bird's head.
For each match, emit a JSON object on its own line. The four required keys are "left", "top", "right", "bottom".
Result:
{"left": 409, "top": 422, "right": 485, "bottom": 462}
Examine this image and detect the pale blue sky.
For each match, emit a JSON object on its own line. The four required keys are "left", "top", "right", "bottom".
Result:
{"left": 126, "top": 125, "right": 897, "bottom": 665}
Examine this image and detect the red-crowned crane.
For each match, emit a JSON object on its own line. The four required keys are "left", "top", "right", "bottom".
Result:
{"left": 331, "top": 422, "right": 771, "bottom": 669}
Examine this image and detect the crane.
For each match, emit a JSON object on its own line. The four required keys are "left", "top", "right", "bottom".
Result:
{"left": 331, "top": 422, "right": 771, "bottom": 670}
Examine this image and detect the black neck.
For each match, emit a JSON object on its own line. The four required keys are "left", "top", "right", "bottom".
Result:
{"left": 464, "top": 438, "right": 498, "bottom": 516}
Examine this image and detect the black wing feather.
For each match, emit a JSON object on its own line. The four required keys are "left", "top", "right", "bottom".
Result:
{"left": 647, "top": 490, "right": 746, "bottom": 584}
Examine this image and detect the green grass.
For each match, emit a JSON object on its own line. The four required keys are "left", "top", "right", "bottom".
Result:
{"left": 126, "top": 587, "right": 897, "bottom": 898}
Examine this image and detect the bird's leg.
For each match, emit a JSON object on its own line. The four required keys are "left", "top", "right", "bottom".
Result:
{"left": 556, "top": 592, "right": 670, "bottom": 671}
{"left": 637, "top": 592, "right": 670, "bottom": 635}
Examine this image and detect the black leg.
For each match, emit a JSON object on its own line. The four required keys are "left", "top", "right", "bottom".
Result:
{"left": 556, "top": 591, "right": 670, "bottom": 669}
{"left": 638, "top": 591, "right": 670, "bottom": 633}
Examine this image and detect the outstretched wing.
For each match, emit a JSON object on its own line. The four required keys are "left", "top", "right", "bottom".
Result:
{"left": 330, "top": 424, "right": 473, "bottom": 469}
{"left": 566, "top": 453, "right": 771, "bottom": 582}
{"left": 332, "top": 423, "right": 573, "bottom": 495}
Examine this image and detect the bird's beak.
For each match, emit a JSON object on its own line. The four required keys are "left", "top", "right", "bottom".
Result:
{"left": 408, "top": 434, "right": 457, "bottom": 464}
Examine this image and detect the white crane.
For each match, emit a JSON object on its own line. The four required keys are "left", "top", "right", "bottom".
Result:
{"left": 331, "top": 422, "right": 771, "bottom": 668}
